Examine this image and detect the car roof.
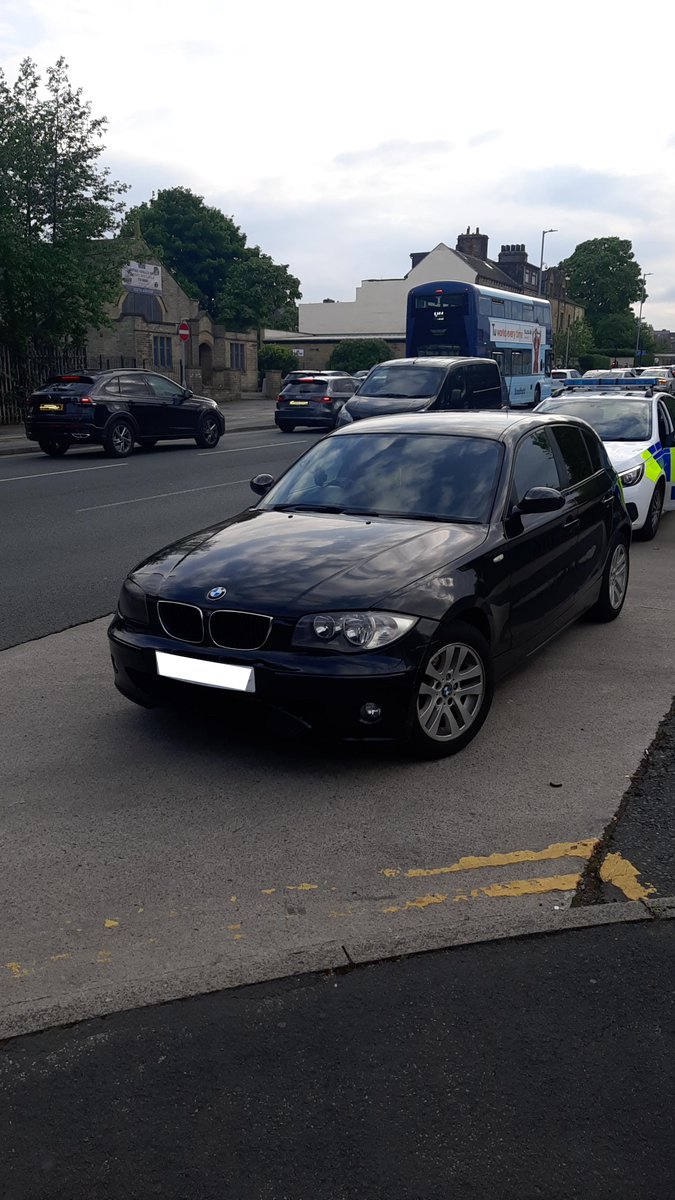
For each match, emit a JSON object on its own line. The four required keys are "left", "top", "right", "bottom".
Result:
{"left": 373, "top": 357, "right": 489, "bottom": 368}
{"left": 332, "top": 411, "right": 589, "bottom": 444}
{"left": 543, "top": 390, "right": 656, "bottom": 403}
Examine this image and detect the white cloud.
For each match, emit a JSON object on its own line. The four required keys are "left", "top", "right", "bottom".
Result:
{"left": 3, "top": 0, "right": 675, "bottom": 327}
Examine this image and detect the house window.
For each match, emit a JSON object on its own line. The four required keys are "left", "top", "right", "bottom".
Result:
{"left": 122, "top": 292, "right": 163, "bottom": 322}
{"left": 153, "top": 336, "right": 173, "bottom": 369}
{"left": 230, "top": 342, "right": 246, "bottom": 370}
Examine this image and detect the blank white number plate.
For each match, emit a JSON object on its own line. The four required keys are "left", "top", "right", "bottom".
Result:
{"left": 156, "top": 651, "right": 255, "bottom": 693}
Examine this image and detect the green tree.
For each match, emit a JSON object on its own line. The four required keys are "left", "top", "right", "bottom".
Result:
{"left": 559, "top": 238, "right": 643, "bottom": 320}
{"left": 122, "top": 187, "right": 247, "bottom": 316}
{"left": 124, "top": 188, "right": 301, "bottom": 329}
{"left": 258, "top": 344, "right": 300, "bottom": 375}
{"left": 216, "top": 248, "right": 301, "bottom": 332}
{"left": 0, "top": 57, "right": 128, "bottom": 350}
{"left": 554, "top": 319, "right": 594, "bottom": 365}
{"left": 327, "top": 338, "right": 393, "bottom": 372}
{"left": 592, "top": 312, "right": 638, "bottom": 352}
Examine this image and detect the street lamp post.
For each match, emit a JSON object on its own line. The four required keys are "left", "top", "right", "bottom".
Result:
{"left": 634, "top": 273, "right": 653, "bottom": 362}
{"left": 539, "top": 229, "right": 557, "bottom": 295}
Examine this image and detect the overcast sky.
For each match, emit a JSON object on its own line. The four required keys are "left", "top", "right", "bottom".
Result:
{"left": 2, "top": 0, "right": 675, "bottom": 328}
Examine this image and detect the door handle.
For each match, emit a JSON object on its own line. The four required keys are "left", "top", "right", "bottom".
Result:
{"left": 602, "top": 493, "right": 614, "bottom": 505}
{"left": 564, "top": 517, "right": 580, "bottom": 530}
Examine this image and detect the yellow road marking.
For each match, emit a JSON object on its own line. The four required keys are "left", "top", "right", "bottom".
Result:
{"left": 382, "top": 840, "right": 597, "bottom": 879}
{"left": 261, "top": 888, "right": 276, "bottom": 895}
{"left": 599, "top": 852, "right": 656, "bottom": 901}
{"left": 104, "top": 918, "right": 119, "bottom": 928}
{"left": 227, "top": 924, "right": 241, "bottom": 931}
{"left": 383, "top": 874, "right": 580, "bottom": 914}
{"left": 286, "top": 883, "right": 318, "bottom": 892}
{"left": 50, "top": 953, "right": 71, "bottom": 962}
{"left": 96, "top": 950, "right": 112, "bottom": 964}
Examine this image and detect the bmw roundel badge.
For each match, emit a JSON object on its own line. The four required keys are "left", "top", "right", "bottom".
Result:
{"left": 207, "top": 586, "right": 228, "bottom": 600}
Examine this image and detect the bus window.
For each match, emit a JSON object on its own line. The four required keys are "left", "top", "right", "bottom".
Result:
{"left": 492, "top": 350, "right": 505, "bottom": 373}
{"left": 491, "top": 299, "right": 506, "bottom": 317}
{"left": 534, "top": 304, "right": 548, "bottom": 324}
{"left": 479, "top": 297, "right": 492, "bottom": 316}
{"left": 522, "top": 304, "right": 534, "bottom": 321}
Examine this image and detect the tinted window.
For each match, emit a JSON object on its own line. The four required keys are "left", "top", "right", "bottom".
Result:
{"left": 551, "top": 425, "right": 593, "bottom": 487}
{"left": 581, "top": 428, "right": 604, "bottom": 474}
{"left": 283, "top": 381, "right": 330, "bottom": 396}
{"left": 146, "top": 374, "right": 181, "bottom": 398}
{"left": 511, "top": 430, "right": 560, "bottom": 505}
{"left": 470, "top": 363, "right": 499, "bottom": 393}
{"left": 98, "top": 376, "right": 121, "bottom": 397}
{"left": 118, "top": 375, "right": 149, "bottom": 397}
{"left": 262, "top": 433, "right": 503, "bottom": 523}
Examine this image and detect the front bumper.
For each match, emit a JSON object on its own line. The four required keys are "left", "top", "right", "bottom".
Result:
{"left": 108, "top": 617, "right": 436, "bottom": 740}
{"left": 623, "top": 477, "right": 655, "bottom": 530}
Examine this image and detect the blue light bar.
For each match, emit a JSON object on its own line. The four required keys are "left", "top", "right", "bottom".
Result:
{"left": 556, "top": 378, "right": 657, "bottom": 388}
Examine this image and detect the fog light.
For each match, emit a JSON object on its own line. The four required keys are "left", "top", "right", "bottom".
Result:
{"left": 360, "top": 701, "right": 382, "bottom": 723}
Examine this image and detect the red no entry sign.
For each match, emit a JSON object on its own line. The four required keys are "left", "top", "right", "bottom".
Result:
{"left": 178, "top": 321, "right": 190, "bottom": 342}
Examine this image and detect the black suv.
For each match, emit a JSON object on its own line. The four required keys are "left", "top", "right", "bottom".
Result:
{"left": 24, "top": 370, "right": 225, "bottom": 458}
{"left": 275, "top": 373, "right": 357, "bottom": 432}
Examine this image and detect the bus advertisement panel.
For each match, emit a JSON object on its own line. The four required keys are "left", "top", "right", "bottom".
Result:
{"left": 406, "top": 281, "right": 553, "bottom": 407}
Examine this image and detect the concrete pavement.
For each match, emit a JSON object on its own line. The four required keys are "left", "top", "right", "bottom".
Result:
{"left": 0, "top": 394, "right": 279, "bottom": 455}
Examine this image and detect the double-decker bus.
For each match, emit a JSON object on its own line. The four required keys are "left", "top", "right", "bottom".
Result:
{"left": 406, "top": 281, "right": 553, "bottom": 407}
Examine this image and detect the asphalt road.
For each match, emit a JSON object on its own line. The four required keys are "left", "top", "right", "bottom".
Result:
{"left": 2, "top": 438, "right": 674, "bottom": 1036}
{"left": 0, "top": 429, "right": 321, "bottom": 650}
{"left": 2, "top": 919, "right": 674, "bottom": 1200}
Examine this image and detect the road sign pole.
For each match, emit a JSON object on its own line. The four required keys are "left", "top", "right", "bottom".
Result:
{"left": 177, "top": 320, "right": 191, "bottom": 388}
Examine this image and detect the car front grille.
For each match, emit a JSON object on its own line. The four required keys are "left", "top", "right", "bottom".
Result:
{"left": 157, "top": 601, "right": 204, "bottom": 644}
{"left": 209, "top": 609, "right": 272, "bottom": 650}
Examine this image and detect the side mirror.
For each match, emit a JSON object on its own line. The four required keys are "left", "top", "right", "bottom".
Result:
{"left": 517, "top": 486, "right": 565, "bottom": 514}
{"left": 250, "top": 473, "right": 275, "bottom": 496}
{"left": 183, "top": 389, "right": 193, "bottom": 400}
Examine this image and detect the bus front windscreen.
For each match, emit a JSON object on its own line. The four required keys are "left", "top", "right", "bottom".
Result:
{"left": 409, "top": 292, "right": 469, "bottom": 357}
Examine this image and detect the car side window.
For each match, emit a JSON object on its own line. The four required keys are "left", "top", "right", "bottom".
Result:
{"left": 657, "top": 402, "right": 673, "bottom": 444}
{"left": 581, "top": 428, "right": 604, "bottom": 475}
{"left": 550, "top": 425, "right": 593, "bottom": 488}
{"left": 438, "top": 367, "right": 467, "bottom": 410}
{"left": 341, "top": 378, "right": 356, "bottom": 393}
{"left": 98, "top": 376, "right": 121, "bottom": 397}
{"left": 510, "top": 430, "right": 560, "bottom": 508}
{"left": 145, "top": 374, "right": 181, "bottom": 399}
{"left": 468, "top": 363, "right": 501, "bottom": 407}
{"left": 118, "top": 374, "right": 150, "bottom": 397}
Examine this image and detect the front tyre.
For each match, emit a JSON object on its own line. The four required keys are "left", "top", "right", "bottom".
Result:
{"left": 589, "top": 535, "right": 629, "bottom": 622}
{"left": 37, "top": 437, "right": 70, "bottom": 457}
{"left": 104, "top": 418, "right": 135, "bottom": 458}
{"left": 195, "top": 413, "right": 221, "bottom": 449}
{"left": 533, "top": 384, "right": 541, "bottom": 404}
{"left": 635, "top": 480, "right": 664, "bottom": 542}
{"left": 405, "top": 622, "right": 494, "bottom": 759}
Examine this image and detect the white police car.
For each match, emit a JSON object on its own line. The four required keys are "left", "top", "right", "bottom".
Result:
{"left": 536, "top": 379, "right": 675, "bottom": 540}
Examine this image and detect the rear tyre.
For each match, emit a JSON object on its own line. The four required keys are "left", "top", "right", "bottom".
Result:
{"left": 533, "top": 384, "right": 541, "bottom": 405}
{"left": 195, "top": 414, "right": 221, "bottom": 449}
{"left": 404, "top": 621, "right": 494, "bottom": 759}
{"left": 277, "top": 421, "right": 295, "bottom": 433}
{"left": 635, "top": 481, "right": 664, "bottom": 542}
{"left": 589, "top": 535, "right": 629, "bottom": 622}
{"left": 104, "top": 418, "right": 135, "bottom": 458}
{"left": 37, "top": 438, "right": 70, "bottom": 457}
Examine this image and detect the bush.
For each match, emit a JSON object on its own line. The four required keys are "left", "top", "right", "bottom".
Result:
{"left": 327, "top": 339, "right": 393, "bottom": 373}
{"left": 258, "top": 345, "right": 301, "bottom": 376}
{"left": 578, "top": 353, "right": 611, "bottom": 373}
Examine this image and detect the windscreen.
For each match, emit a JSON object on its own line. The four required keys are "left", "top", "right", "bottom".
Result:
{"left": 261, "top": 432, "right": 503, "bottom": 523}
{"left": 357, "top": 364, "right": 446, "bottom": 399}
{"left": 409, "top": 292, "right": 469, "bottom": 357}
{"left": 538, "top": 400, "right": 652, "bottom": 441}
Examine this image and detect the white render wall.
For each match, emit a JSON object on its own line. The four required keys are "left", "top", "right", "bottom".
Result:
{"left": 298, "top": 245, "right": 477, "bottom": 336}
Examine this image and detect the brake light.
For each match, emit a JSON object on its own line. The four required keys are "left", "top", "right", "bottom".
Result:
{"left": 276, "top": 394, "right": 284, "bottom": 404}
{"left": 79, "top": 395, "right": 93, "bottom": 405}
{"left": 319, "top": 396, "right": 332, "bottom": 404}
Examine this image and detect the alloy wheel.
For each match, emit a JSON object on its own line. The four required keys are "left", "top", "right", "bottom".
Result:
{"left": 608, "top": 542, "right": 629, "bottom": 610}
{"left": 112, "top": 423, "right": 133, "bottom": 455}
{"left": 416, "top": 641, "right": 486, "bottom": 742}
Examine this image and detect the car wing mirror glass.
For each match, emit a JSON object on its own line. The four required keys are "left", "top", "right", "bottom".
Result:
{"left": 250, "top": 473, "right": 275, "bottom": 496}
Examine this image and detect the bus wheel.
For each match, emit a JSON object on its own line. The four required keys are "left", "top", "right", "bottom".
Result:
{"left": 534, "top": 384, "right": 541, "bottom": 404}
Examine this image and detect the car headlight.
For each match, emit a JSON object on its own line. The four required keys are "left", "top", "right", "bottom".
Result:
{"left": 337, "top": 406, "right": 353, "bottom": 427}
{"left": 118, "top": 578, "right": 149, "bottom": 626}
{"left": 292, "top": 611, "right": 417, "bottom": 653}
{"left": 619, "top": 463, "right": 645, "bottom": 488}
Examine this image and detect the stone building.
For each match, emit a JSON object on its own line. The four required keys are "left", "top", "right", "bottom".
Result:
{"left": 86, "top": 251, "right": 258, "bottom": 398}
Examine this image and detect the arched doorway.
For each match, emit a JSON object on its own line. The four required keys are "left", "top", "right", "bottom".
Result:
{"left": 199, "top": 341, "right": 213, "bottom": 386}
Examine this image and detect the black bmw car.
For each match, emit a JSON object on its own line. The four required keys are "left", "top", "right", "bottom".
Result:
{"left": 109, "top": 412, "right": 631, "bottom": 757}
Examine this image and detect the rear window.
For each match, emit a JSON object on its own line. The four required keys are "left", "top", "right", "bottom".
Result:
{"left": 283, "top": 380, "right": 330, "bottom": 395}
{"left": 35, "top": 374, "right": 97, "bottom": 393}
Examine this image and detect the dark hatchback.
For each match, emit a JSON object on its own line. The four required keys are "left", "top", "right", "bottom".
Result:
{"left": 109, "top": 412, "right": 631, "bottom": 757}
{"left": 275, "top": 373, "right": 357, "bottom": 432}
{"left": 24, "top": 369, "right": 225, "bottom": 458}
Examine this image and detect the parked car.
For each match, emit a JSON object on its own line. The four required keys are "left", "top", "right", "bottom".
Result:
{"left": 536, "top": 387, "right": 675, "bottom": 540}
{"left": 24, "top": 370, "right": 224, "bottom": 458}
{"left": 633, "top": 365, "right": 675, "bottom": 395}
{"left": 582, "top": 368, "right": 638, "bottom": 379}
{"left": 337, "top": 358, "right": 507, "bottom": 426}
{"left": 551, "top": 369, "right": 580, "bottom": 383}
{"left": 109, "top": 410, "right": 630, "bottom": 758}
{"left": 281, "top": 370, "right": 350, "bottom": 384}
{"left": 275, "top": 373, "right": 357, "bottom": 432}
{"left": 353, "top": 369, "right": 372, "bottom": 382}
